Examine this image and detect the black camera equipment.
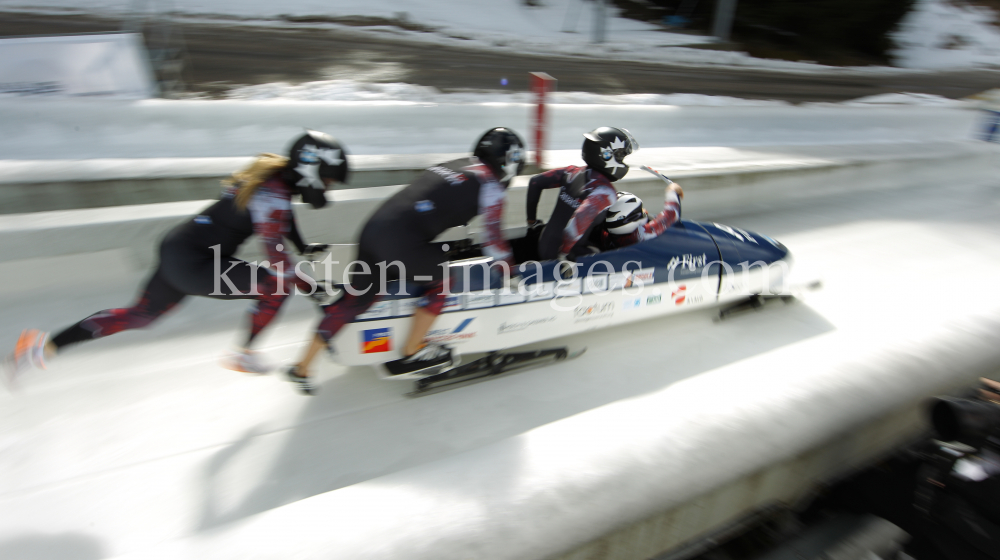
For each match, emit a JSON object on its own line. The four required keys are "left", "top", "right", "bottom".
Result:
{"left": 930, "top": 396, "right": 1000, "bottom": 448}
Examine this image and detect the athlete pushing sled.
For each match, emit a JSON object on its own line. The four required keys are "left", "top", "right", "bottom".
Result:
{"left": 4, "top": 130, "right": 349, "bottom": 389}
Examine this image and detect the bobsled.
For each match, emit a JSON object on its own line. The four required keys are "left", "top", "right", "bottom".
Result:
{"left": 324, "top": 220, "right": 793, "bottom": 392}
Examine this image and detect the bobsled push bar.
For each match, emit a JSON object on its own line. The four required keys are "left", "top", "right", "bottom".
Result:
{"left": 407, "top": 347, "right": 587, "bottom": 397}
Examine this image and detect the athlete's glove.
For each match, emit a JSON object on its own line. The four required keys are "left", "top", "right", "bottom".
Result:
{"left": 301, "top": 243, "right": 330, "bottom": 257}
{"left": 555, "top": 253, "right": 579, "bottom": 280}
{"left": 527, "top": 220, "right": 545, "bottom": 232}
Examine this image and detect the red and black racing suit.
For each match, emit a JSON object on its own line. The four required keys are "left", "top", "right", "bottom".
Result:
{"left": 50, "top": 174, "right": 313, "bottom": 350}
{"left": 316, "top": 157, "right": 513, "bottom": 344}
{"left": 525, "top": 166, "right": 617, "bottom": 261}
{"left": 599, "top": 189, "right": 682, "bottom": 250}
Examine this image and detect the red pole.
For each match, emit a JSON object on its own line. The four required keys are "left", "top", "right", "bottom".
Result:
{"left": 530, "top": 72, "right": 556, "bottom": 169}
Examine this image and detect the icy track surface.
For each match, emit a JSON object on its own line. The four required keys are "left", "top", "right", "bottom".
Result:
{"left": 1, "top": 172, "right": 1000, "bottom": 559}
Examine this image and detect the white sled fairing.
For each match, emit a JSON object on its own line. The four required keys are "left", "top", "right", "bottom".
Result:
{"left": 328, "top": 220, "right": 791, "bottom": 366}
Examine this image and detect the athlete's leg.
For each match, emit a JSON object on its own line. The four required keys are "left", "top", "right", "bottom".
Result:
{"left": 49, "top": 267, "right": 186, "bottom": 351}
{"left": 285, "top": 260, "right": 380, "bottom": 392}
{"left": 537, "top": 222, "right": 563, "bottom": 261}
{"left": 401, "top": 280, "right": 447, "bottom": 356}
{"left": 243, "top": 271, "right": 292, "bottom": 348}
{"left": 381, "top": 258, "right": 456, "bottom": 377}
{"left": 163, "top": 253, "right": 292, "bottom": 351}
{"left": 298, "top": 265, "right": 379, "bottom": 374}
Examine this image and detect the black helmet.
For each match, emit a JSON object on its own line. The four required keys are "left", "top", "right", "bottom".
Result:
{"left": 582, "top": 126, "right": 639, "bottom": 182}
{"left": 287, "top": 130, "right": 349, "bottom": 209}
{"left": 473, "top": 127, "right": 525, "bottom": 186}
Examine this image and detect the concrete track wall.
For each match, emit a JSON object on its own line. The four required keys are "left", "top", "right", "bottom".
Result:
{"left": 2, "top": 141, "right": 996, "bottom": 274}
{"left": 107, "top": 313, "right": 1000, "bottom": 560}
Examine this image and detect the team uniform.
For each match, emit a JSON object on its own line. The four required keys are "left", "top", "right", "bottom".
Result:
{"left": 51, "top": 177, "right": 311, "bottom": 355}
{"left": 526, "top": 166, "right": 618, "bottom": 260}
{"left": 280, "top": 126, "right": 525, "bottom": 394}
{"left": 315, "top": 157, "right": 514, "bottom": 346}
{"left": 5, "top": 131, "right": 349, "bottom": 387}
{"left": 526, "top": 126, "right": 639, "bottom": 261}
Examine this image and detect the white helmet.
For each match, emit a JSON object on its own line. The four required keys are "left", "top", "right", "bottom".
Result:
{"left": 605, "top": 191, "right": 648, "bottom": 235}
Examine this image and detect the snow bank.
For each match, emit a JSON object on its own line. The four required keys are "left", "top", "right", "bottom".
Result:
{"left": 892, "top": 0, "right": 1000, "bottom": 69}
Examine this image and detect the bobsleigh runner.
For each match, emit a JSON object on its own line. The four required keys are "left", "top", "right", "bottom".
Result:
{"left": 312, "top": 217, "right": 807, "bottom": 396}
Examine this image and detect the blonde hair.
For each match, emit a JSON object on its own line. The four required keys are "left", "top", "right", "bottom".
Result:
{"left": 227, "top": 153, "right": 290, "bottom": 211}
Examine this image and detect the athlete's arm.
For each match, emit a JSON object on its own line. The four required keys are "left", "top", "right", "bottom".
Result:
{"left": 640, "top": 187, "right": 682, "bottom": 238}
{"left": 610, "top": 185, "right": 683, "bottom": 248}
{"left": 479, "top": 177, "right": 515, "bottom": 270}
{"left": 285, "top": 209, "right": 308, "bottom": 254}
{"left": 610, "top": 187, "right": 682, "bottom": 248}
{"left": 247, "top": 187, "right": 300, "bottom": 281}
{"left": 560, "top": 184, "right": 617, "bottom": 255}
{"left": 525, "top": 167, "right": 566, "bottom": 223}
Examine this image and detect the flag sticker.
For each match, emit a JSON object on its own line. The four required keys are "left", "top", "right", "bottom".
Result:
{"left": 362, "top": 328, "right": 392, "bottom": 353}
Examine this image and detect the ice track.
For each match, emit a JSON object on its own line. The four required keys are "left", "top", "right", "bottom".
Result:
{"left": 2, "top": 177, "right": 1000, "bottom": 559}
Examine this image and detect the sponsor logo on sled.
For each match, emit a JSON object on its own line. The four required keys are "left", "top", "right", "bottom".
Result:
{"left": 442, "top": 295, "right": 462, "bottom": 312}
{"left": 357, "top": 300, "right": 393, "bottom": 320}
{"left": 362, "top": 328, "right": 392, "bottom": 353}
{"left": 666, "top": 253, "right": 707, "bottom": 272}
{"left": 574, "top": 302, "right": 615, "bottom": 322}
{"left": 526, "top": 282, "right": 555, "bottom": 301}
{"left": 465, "top": 293, "right": 495, "bottom": 309}
{"left": 624, "top": 269, "right": 655, "bottom": 288}
{"left": 624, "top": 289, "right": 664, "bottom": 311}
{"left": 427, "top": 318, "right": 477, "bottom": 343}
{"left": 721, "top": 277, "right": 744, "bottom": 294}
{"left": 672, "top": 286, "right": 687, "bottom": 306}
{"left": 608, "top": 273, "right": 630, "bottom": 291}
{"left": 396, "top": 298, "right": 422, "bottom": 317}
{"left": 583, "top": 275, "right": 609, "bottom": 294}
{"left": 671, "top": 286, "right": 704, "bottom": 306}
{"left": 622, "top": 296, "right": 643, "bottom": 311}
{"left": 497, "top": 316, "right": 556, "bottom": 335}
{"left": 714, "top": 223, "right": 758, "bottom": 244}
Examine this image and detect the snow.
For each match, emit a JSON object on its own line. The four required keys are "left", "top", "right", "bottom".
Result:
{"left": 0, "top": 0, "right": 998, "bottom": 74}
{"left": 223, "top": 79, "right": 986, "bottom": 109}
{"left": 223, "top": 79, "right": 795, "bottom": 106}
{"left": 0, "top": 99, "right": 984, "bottom": 163}
{"left": 892, "top": 0, "right": 1000, "bottom": 69}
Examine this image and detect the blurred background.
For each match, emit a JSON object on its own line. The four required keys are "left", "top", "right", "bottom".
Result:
{"left": 1, "top": 2, "right": 1000, "bottom": 560}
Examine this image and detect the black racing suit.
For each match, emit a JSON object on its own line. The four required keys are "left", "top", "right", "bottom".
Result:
{"left": 525, "top": 165, "right": 617, "bottom": 261}
{"left": 51, "top": 174, "right": 313, "bottom": 350}
{"left": 317, "top": 157, "right": 513, "bottom": 343}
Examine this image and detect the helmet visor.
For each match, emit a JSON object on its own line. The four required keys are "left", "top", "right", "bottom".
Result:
{"left": 618, "top": 128, "right": 639, "bottom": 153}
{"left": 501, "top": 143, "right": 524, "bottom": 183}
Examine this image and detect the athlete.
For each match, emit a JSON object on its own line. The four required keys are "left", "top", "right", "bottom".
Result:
{"left": 600, "top": 180, "right": 685, "bottom": 250}
{"left": 525, "top": 126, "right": 639, "bottom": 261}
{"left": 3, "top": 130, "right": 349, "bottom": 388}
{"left": 285, "top": 127, "right": 525, "bottom": 394}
